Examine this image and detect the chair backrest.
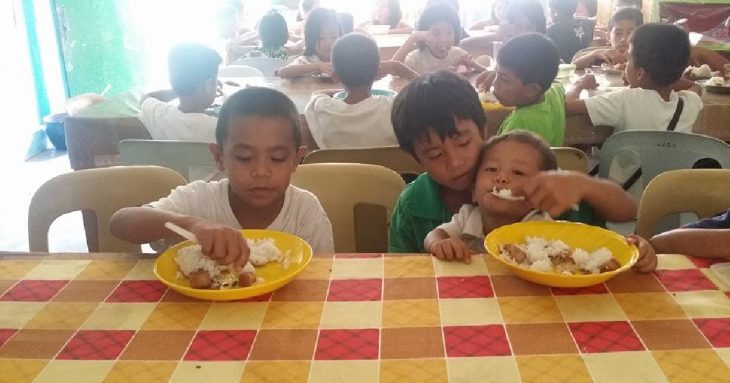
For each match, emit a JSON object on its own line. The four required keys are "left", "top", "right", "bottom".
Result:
{"left": 218, "top": 65, "right": 264, "bottom": 78}
{"left": 636, "top": 169, "right": 730, "bottom": 238}
{"left": 231, "top": 57, "right": 287, "bottom": 77}
{"left": 28, "top": 166, "right": 187, "bottom": 252}
{"left": 303, "top": 146, "right": 423, "bottom": 179}
{"left": 552, "top": 147, "right": 588, "bottom": 173}
{"left": 291, "top": 163, "right": 406, "bottom": 253}
{"left": 119, "top": 139, "right": 220, "bottom": 181}
{"left": 598, "top": 130, "right": 730, "bottom": 184}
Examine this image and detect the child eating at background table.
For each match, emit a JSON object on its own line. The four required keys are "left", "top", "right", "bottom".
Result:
{"left": 546, "top": 0, "right": 593, "bottom": 63}
{"left": 278, "top": 8, "right": 341, "bottom": 79}
{"left": 423, "top": 131, "right": 655, "bottom": 271}
{"left": 388, "top": 71, "right": 638, "bottom": 253}
{"left": 304, "top": 33, "right": 417, "bottom": 149}
{"left": 489, "top": 33, "right": 566, "bottom": 146}
{"left": 361, "top": 0, "right": 413, "bottom": 35}
{"left": 111, "top": 87, "right": 334, "bottom": 267}
{"left": 392, "top": 2, "right": 485, "bottom": 75}
{"left": 650, "top": 210, "right": 730, "bottom": 259}
{"left": 571, "top": 7, "right": 643, "bottom": 69}
{"left": 139, "top": 43, "right": 221, "bottom": 143}
{"left": 253, "top": 10, "right": 291, "bottom": 62}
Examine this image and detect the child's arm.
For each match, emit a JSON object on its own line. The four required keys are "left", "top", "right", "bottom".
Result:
{"left": 392, "top": 31, "right": 430, "bottom": 63}
{"left": 522, "top": 171, "right": 637, "bottom": 222}
{"left": 650, "top": 229, "right": 730, "bottom": 259}
{"left": 379, "top": 60, "right": 419, "bottom": 80}
{"left": 278, "top": 62, "right": 332, "bottom": 79}
{"left": 564, "top": 74, "right": 598, "bottom": 115}
{"left": 110, "top": 207, "right": 249, "bottom": 270}
{"left": 424, "top": 228, "right": 474, "bottom": 264}
{"left": 672, "top": 77, "right": 703, "bottom": 96}
{"left": 456, "top": 53, "right": 487, "bottom": 73}
{"left": 627, "top": 234, "right": 658, "bottom": 272}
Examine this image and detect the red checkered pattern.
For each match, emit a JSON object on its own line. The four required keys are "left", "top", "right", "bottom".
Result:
{"left": 314, "top": 329, "right": 379, "bottom": 360}
{"left": 184, "top": 330, "right": 257, "bottom": 361}
{"left": 327, "top": 279, "right": 382, "bottom": 301}
{"left": 0, "top": 280, "right": 68, "bottom": 302}
{"left": 551, "top": 284, "right": 609, "bottom": 296}
{"left": 655, "top": 270, "right": 717, "bottom": 292}
{"left": 694, "top": 318, "right": 730, "bottom": 348}
{"left": 443, "top": 325, "right": 511, "bottom": 357}
{"left": 56, "top": 330, "right": 135, "bottom": 360}
{"left": 334, "top": 254, "right": 383, "bottom": 258}
{"left": 238, "top": 292, "right": 273, "bottom": 303}
{"left": 689, "top": 257, "right": 723, "bottom": 269}
{"left": 569, "top": 321, "right": 644, "bottom": 353}
{"left": 0, "top": 329, "right": 16, "bottom": 348}
{"left": 106, "top": 280, "right": 168, "bottom": 302}
{"left": 437, "top": 276, "right": 494, "bottom": 298}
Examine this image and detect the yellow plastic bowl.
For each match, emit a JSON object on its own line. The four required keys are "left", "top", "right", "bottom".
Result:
{"left": 154, "top": 229, "right": 312, "bottom": 301}
{"left": 484, "top": 221, "right": 638, "bottom": 288}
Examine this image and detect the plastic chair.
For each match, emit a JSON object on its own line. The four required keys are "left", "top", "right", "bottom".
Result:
{"left": 119, "top": 139, "right": 220, "bottom": 181}
{"left": 636, "top": 169, "right": 730, "bottom": 238}
{"left": 218, "top": 65, "right": 264, "bottom": 78}
{"left": 231, "top": 57, "right": 287, "bottom": 77}
{"left": 291, "top": 163, "right": 406, "bottom": 253}
{"left": 552, "top": 147, "right": 588, "bottom": 173}
{"left": 28, "top": 166, "right": 187, "bottom": 252}
{"left": 303, "top": 146, "right": 423, "bottom": 179}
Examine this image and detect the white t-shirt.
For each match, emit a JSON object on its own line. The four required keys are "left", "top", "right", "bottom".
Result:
{"left": 304, "top": 94, "right": 398, "bottom": 149}
{"left": 584, "top": 88, "right": 703, "bottom": 133}
{"left": 437, "top": 204, "right": 551, "bottom": 252}
{"left": 139, "top": 98, "right": 218, "bottom": 142}
{"left": 404, "top": 46, "right": 469, "bottom": 75}
{"left": 149, "top": 179, "right": 334, "bottom": 253}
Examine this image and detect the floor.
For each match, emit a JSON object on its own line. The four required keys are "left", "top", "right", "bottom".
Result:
{"left": 0, "top": 150, "right": 88, "bottom": 253}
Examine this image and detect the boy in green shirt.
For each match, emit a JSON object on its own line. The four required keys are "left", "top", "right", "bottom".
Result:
{"left": 493, "top": 33, "right": 566, "bottom": 146}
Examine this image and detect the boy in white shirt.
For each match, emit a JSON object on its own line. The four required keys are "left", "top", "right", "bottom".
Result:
{"left": 304, "top": 33, "right": 417, "bottom": 149}
{"left": 112, "top": 87, "right": 334, "bottom": 268}
{"left": 566, "top": 23, "right": 703, "bottom": 132}
{"left": 139, "top": 43, "right": 221, "bottom": 142}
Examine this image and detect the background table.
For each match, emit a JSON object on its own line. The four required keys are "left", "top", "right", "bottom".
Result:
{"left": 0, "top": 252, "right": 728, "bottom": 382}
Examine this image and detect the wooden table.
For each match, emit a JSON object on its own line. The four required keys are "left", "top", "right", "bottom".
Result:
{"left": 1, "top": 252, "right": 729, "bottom": 382}
{"left": 372, "top": 34, "right": 409, "bottom": 60}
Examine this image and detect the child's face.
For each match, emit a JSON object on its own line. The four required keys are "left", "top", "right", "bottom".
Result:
{"left": 412, "top": 118, "right": 483, "bottom": 192}
{"left": 212, "top": 116, "right": 306, "bottom": 210}
{"left": 609, "top": 19, "right": 637, "bottom": 54}
{"left": 316, "top": 21, "right": 341, "bottom": 61}
{"left": 473, "top": 140, "right": 542, "bottom": 217}
{"left": 492, "top": 65, "right": 541, "bottom": 107}
{"left": 426, "top": 21, "right": 456, "bottom": 59}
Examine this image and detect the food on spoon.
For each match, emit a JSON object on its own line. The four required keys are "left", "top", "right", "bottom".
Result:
{"left": 491, "top": 187, "right": 525, "bottom": 201}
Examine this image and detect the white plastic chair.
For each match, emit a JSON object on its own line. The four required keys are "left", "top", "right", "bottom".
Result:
{"left": 218, "top": 65, "right": 264, "bottom": 78}
{"left": 231, "top": 57, "right": 287, "bottom": 77}
{"left": 119, "top": 139, "right": 221, "bottom": 182}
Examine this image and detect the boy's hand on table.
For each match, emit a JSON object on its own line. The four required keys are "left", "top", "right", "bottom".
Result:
{"left": 521, "top": 171, "right": 587, "bottom": 218}
{"left": 475, "top": 70, "right": 496, "bottom": 92}
{"left": 627, "top": 235, "right": 658, "bottom": 273}
{"left": 318, "top": 63, "right": 333, "bottom": 76}
{"left": 574, "top": 74, "right": 598, "bottom": 90}
{"left": 593, "top": 49, "right": 625, "bottom": 66}
{"left": 430, "top": 238, "right": 474, "bottom": 264}
{"left": 188, "top": 219, "right": 250, "bottom": 272}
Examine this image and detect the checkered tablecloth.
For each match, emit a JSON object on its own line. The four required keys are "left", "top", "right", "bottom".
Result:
{"left": 0, "top": 252, "right": 729, "bottom": 383}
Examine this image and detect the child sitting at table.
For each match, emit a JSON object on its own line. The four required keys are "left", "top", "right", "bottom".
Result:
{"left": 139, "top": 43, "right": 221, "bottom": 143}
{"left": 278, "top": 8, "right": 341, "bottom": 79}
{"left": 111, "top": 87, "right": 335, "bottom": 266}
{"left": 571, "top": 7, "right": 642, "bottom": 69}
{"left": 392, "top": 2, "right": 485, "bottom": 75}
{"left": 362, "top": 0, "right": 413, "bottom": 35}
{"left": 254, "top": 10, "right": 290, "bottom": 62}
{"left": 492, "top": 33, "right": 566, "bottom": 146}
{"left": 650, "top": 210, "right": 730, "bottom": 259}
{"left": 304, "top": 33, "right": 417, "bottom": 149}
{"left": 546, "top": 0, "right": 593, "bottom": 63}
{"left": 423, "top": 131, "right": 655, "bottom": 270}
{"left": 388, "top": 71, "right": 637, "bottom": 253}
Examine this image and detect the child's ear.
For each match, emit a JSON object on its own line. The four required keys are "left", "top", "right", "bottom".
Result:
{"left": 525, "top": 83, "right": 543, "bottom": 99}
{"left": 292, "top": 146, "right": 309, "bottom": 169}
{"left": 209, "top": 143, "right": 226, "bottom": 171}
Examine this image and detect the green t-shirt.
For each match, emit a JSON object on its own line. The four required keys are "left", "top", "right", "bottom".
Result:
{"left": 498, "top": 83, "right": 566, "bottom": 146}
{"left": 388, "top": 173, "right": 453, "bottom": 253}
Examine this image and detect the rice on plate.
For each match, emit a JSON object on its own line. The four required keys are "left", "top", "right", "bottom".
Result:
{"left": 500, "top": 237, "right": 620, "bottom": 275}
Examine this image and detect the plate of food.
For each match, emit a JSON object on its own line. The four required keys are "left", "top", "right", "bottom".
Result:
{"left": 697, "top": 77, "right": 730, "bottom": 95}
{"left": 153, "top": 229, "right": 313, "bottom": 301}
{"left": 333, "top": 88, "right": 396, "bottom": 100}
{"left": 484, "top": 221, "right": 638, "bottom": 288}
{"left": 597, "top": 63, "right": 625, "bottom": 76}
{"left": 683, "top": 64, "right": 715, "bottom": 81}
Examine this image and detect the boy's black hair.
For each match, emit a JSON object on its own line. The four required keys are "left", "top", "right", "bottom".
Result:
{"left": 609, "top": 6, "right": 643, "bottom": 29}
{"left": 168, "top": 43, "right": 222, "bottom": 97}
{"left": 497, "top": 33, "right": 559, "bottom": 93}
{"left": 391, "top": 70, "right": 486, "bottom": 157}
{"left": 505, "top": 0, "right": 547, "bottom": 34}
{"left": 478, "top": 131, "right": 558, "bottom": 174}
{"left": 297, "top": 0, "right": 319, "bottom": 21}
{"left": 383, "top": 0, "right": 403, "bottom": 29}
{"left": 549, "top": 0, "right": 578, "bottom": 19}
{"left": 616, "top": 0, "right": 642, "bottom": 9}
{"left": 630, "top": 23, "right": 690, "bottom": 87}
{"left": 332, "top": 33, "right": 380, "bottom": 89}
{"left": 216, "top": 87, "right": 301, "bottom": 147}
{"left": 259, "top": 10, "right": 288, "bottom": 49}
{"left": 304, "top": 8, "right": 341, "bottom": 57}
{"left": 578, "top": 0, "right": 597, "bottom": 17}
{"left": 416, "top": 2, "right": 461, "bottom": 45}
{"left": 338, "top": 12, "right": 354, "bottom": 34}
